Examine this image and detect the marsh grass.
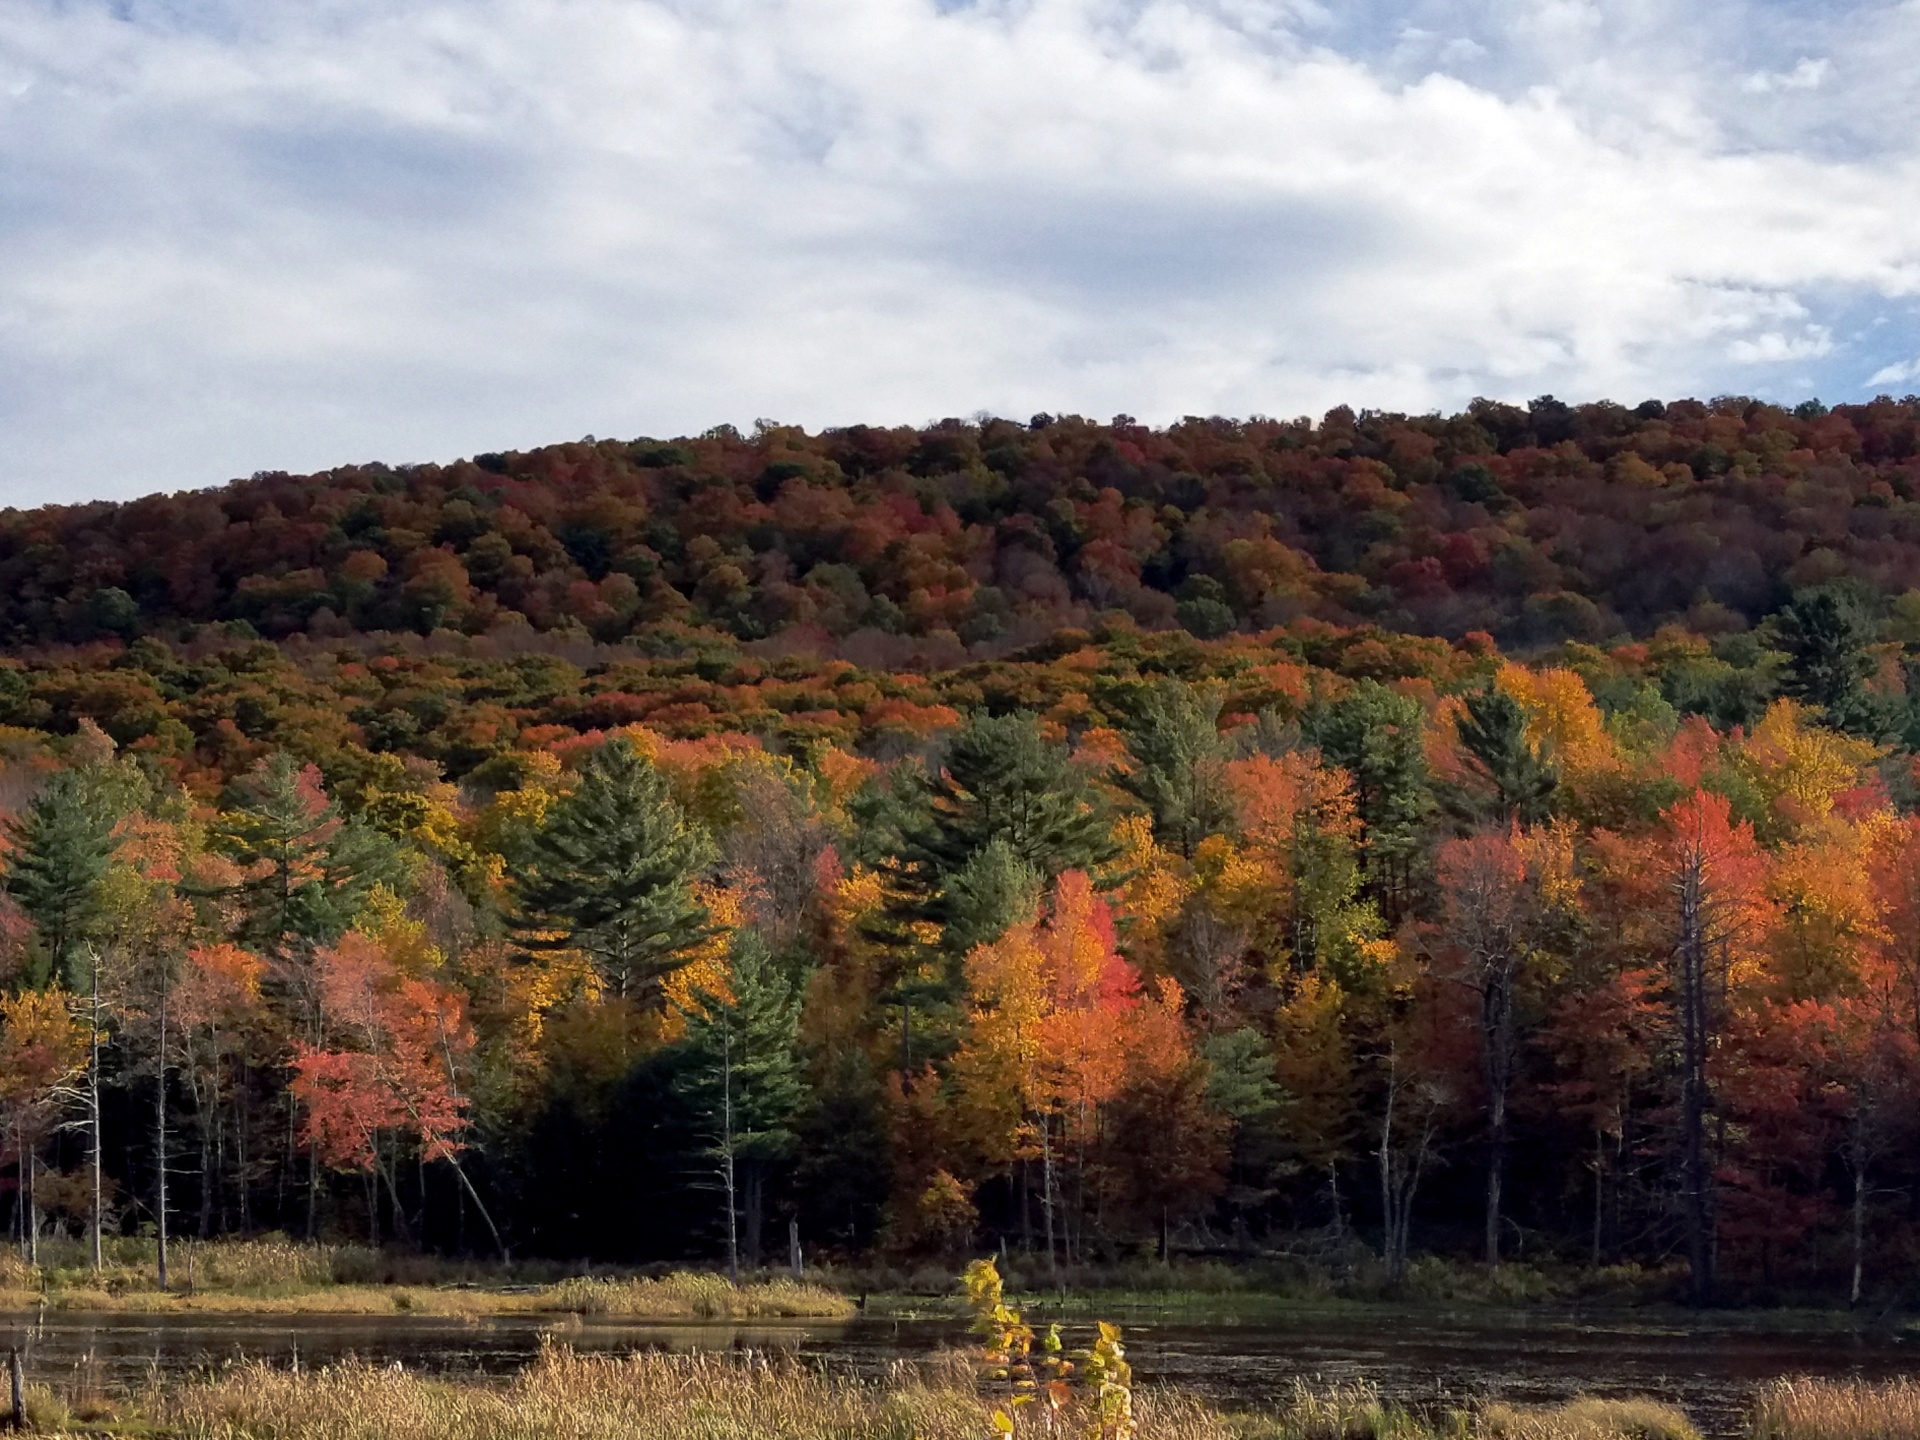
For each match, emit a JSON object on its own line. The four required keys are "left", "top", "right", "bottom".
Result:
{"left": 19, "top": 1351, "right": 1740, "bottom": 1440}
{"left": 1480, "top": 1399, "right": 1699, "bottom": 1440}
{"left": 143, "top": 1345, "right": 1237, "bottom": 1440}
{"left": 1245, "top": 1379, "right": 1434, "bottom": 1440}
{"left": 0, "top": 1235, "right": 853, "bottom": 1318}
{"left": 1750, "top": 1377, "right": 1920, "bottom": 1440}
{"left": 28, "top": 1335, "right": 1916, "bottom": 1440}
{"left": 539, "top": 1273, "right": 855, "bottom": 1319}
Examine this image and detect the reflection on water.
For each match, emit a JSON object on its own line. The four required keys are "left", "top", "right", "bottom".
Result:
{"left": 2, "top": 1306, "right": 1914, "bottom": 1436}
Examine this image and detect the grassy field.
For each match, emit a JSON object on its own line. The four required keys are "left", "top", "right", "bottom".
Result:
{"left": 10, "top": 1343, "right": 1699, "bottom": 1440}
{"left": 11, "top": 1343, "right": 1910, "bottom": 1440}
{"left": 0, "top": 1238, "right": 855, "bottom": 1319}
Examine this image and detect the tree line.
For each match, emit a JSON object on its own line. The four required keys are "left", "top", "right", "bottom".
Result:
{"left": 6, "top": 395, "right": 1920, "bottom": 659}
{"left": 4, "top": 587, "right": 1920, "bottom": 1303}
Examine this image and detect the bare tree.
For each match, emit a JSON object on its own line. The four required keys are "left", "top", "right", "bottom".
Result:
{"left": 1376, "top": 1045, "right": 1450, "bottom": 1287}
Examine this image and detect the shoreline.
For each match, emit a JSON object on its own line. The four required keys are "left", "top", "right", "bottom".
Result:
{"left": 0, "top": 1273, "right": 857, "bottom": 1321}
{"left": 3, "top": 1284, "right": 1908, "bottom": 1338}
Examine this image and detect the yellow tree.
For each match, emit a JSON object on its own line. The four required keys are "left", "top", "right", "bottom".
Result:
{"left": 0, "top": 988, "right": 84, "bottom": 1263}
{"left": 955, "top": 870, "right": 1187, "bottom": 1268}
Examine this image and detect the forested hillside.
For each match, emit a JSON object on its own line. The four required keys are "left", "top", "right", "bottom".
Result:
{"left": 10, "top": 395, "right": 1920, "bottom": 655}
{"left": 7, "top": 396, "right": 1920, "bottom": 1302}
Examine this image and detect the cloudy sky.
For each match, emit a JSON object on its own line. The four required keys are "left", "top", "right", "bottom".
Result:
{"left": 4, "top": 0, "right": 1920, "bottom": 505}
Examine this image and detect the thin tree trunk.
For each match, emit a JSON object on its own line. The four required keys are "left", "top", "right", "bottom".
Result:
{"left": 10, "top": 1121, "right": 23, "bottom": 1264}
{"left": 1328, "top": 1165, "right": 1344, "bottom": 1256}
{"left": 1591, "top": 1126, "right": 1604, "bottom": 1269}
{"left": 445, "top": 1156, "right": 507, "bottom": 1261}
{"left": 237, "top": 1063, "right": 251, "bottom": 1233}
{"left": 721, "top": 1022, "right": 738, "bottom": 1284}
{"left": 156, "top": 957, "right": 170, "bottom": 1291}
{"left": 24, "top": 1134, "right": 37, "bottom": 1268}
{"left": 375, "top": 1148, "right": 413, "bottom": 1247}
{"left": 1040, "top": 1112, "right": 1058, "bottom": 1280}
{"left": 743, "top": 1165, "right": 764, "bottom": 1270}
{"left": 1851, "top": 1163, "right": 1865, "bottom": 1307}
{"left": 88, "top": 957, "right": 103, "bottom": 1271}
{"left": 197, "top": 1081, "right": 214, "bottom": 1242}
{"left": 1481, "top": 957, "right": 1514, "bottom": 1268}
{"left": 1377, "top": 1058, "right": 1397, "bottom": 1284}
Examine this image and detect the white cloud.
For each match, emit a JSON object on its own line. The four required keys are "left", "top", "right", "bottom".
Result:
{"left": 1741, "top": 56, "right": 1830, "bottom": 93}
{"left": 2, "top": 0, "right": 1920, "bottom": 503}
{"left": 1869, "top": 358, "right": 1920, "bottom": 386}
{"left": 1729, "top": 328, "right": 1834, "bottom": 363}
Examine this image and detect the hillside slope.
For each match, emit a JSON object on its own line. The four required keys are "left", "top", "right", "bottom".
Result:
{"left": 8, "top": 397, "right": 1919, "bottom": 655}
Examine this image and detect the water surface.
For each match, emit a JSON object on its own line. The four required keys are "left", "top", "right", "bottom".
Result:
{"left": 3, "top": 1305, "right": 1914, "bottom": 1435}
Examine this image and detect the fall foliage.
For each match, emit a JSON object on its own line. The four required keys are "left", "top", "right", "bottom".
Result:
{"left": 10, "top": 400, "right": 1920, "bottom": 1300}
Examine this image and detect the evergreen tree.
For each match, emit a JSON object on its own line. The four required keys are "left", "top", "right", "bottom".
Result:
{"left": 510, "top": 737, "right": 713, "bottom": 1001}
{"left": 4, "top": 766, "right": 120, "bottom": 979}
{"left": 678, "top": 932, "right": 806, "bottom": 1273}
{"left": 1776, "top": 589, "right": 1878, "bottom": 734}
{"left": 213, "top": 754, "right": 399, "bottom": 956}
{"left": 1304, "top": 681, "right": 1432, "bottom": 916}
{"left": 1449, "top": 685, "right": 1558, "bottom": 825}
{"left": 941, "top": 838, "right": 1043, "bottom": 955}
{"left": 854, "top": 712, "right": 1117, "bottom": 1067}
{"left": 1122, "top": 679, "right": 1234, "bottom": 857}
{"left": 869, "top": 711, "right": 1118, "bottom": 940}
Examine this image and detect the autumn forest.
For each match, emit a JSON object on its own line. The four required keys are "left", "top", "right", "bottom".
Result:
{"left": 10, "top": 395, "right": 1920, "bottom": 1305}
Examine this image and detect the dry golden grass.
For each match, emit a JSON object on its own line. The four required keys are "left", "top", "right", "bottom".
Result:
{"left": 20, "top": 1351, "right": 1731, "bottom": 1440}
{"left": 18, "top": 1275, "right": 851, "bottom": 1318}
{"left": 538, "top": 1273, "right": 856, "bottom": 1319}
{"left": 1243, "top": 1379, "right": 1431, "bottom": 1440}
{"left": 139, "top": 1344, "right": 1235, "bottom": 1440}
{"left": 18, "top": 1344, "right": 1860, "bottom": 1440}
{"left": 0, "top": 1235, "right": 852, "bottom": 1319}
{"left": 1751, "top": 1377, "right": 1920, "bottom": 1440}
{"left": 1480, "top": 1398, "right": 1699, "bottom": 1440}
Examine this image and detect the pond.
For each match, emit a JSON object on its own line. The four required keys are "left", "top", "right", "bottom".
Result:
{"left": 2, "top": 1305, "right": 1915, "bottom": 1436}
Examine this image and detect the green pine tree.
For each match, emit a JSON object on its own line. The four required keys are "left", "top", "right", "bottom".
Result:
{"left": 1304, "top": 681, "right": 1432, "bottom": 919}
{"left": 1122, "top": 679, "right": 1233, "bottom": 858}
{"left": 4, "top": 766, "right": 121, "bottom": 983}
{"left": 1449, "top": 685, "right": 1558, "bottom": 825}
{"left": 212, "top": 753, "right": 400, "bottom": 956}
{"left": 1776, "top": 589, "right": 1879, "bottom": 735}
{"left": 940, "top": 838, "right": 1043, "bottom": 955}
{"left": 854, "top": 711, "right": 1118, "bottom": 1069}
{"left": 511, "top": 736, "right": 713, "bottom": 1002}
{"left": 868, "top": 710, "right": 1118, "bottom": 940}
{"left": 678, "top": 932, "right": 806, "bottom": 1273}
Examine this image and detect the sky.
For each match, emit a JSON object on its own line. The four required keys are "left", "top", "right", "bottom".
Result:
{"left": 3, "top": 0, "right": 1920, "bottom": 506}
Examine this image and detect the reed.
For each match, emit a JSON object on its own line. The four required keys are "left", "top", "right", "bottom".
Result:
{"left": 0, "top": 1235, "right": 853, "bottom": 1318}
{"left": 35, "top": 1346, "right": 1903, "bottom": 1440}
{"left": 1750, "top": 1377, "right": 1920, "bottom": 1440}
{"left": 145, "top": 1344, "right": 1234, "bottom": 1440}
{"left": 1243, "top": 1379, "right": 1431, "bottom": 1440}
{"left": 538, "top": 1272, "right": 856, "bottom": 1319}
{"left": 1480, "top": 1398, "right": 1699, "bottom": 1440}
